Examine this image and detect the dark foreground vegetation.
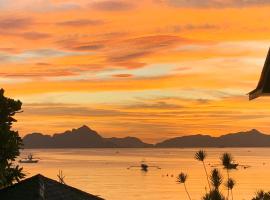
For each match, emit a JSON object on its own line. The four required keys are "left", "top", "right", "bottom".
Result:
{"left": 177, "top": 150, "right": 270, "bottom": 200}
{"left": 0, "top": 89, "right": 24, "bottom": 188}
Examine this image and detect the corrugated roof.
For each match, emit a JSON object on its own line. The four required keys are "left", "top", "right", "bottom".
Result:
{"left": 0, "top": 174, "right": 104, "bottom": 200}
{"left": 249, "top": 48, "right": 270, "bottom": 100}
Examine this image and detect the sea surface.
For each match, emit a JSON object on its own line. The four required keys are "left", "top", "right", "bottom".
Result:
{"left": 19, "top": 148, "right": 270, "bottom": 200}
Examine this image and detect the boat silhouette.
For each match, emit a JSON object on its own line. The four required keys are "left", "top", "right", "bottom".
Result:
{"left": 127, "top": 161, "right": 161, "bottom": 172}
{"left": 19, "top": 153, "right": 39, "bottom": 164}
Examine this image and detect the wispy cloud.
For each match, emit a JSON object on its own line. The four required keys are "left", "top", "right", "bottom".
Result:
{"left": 23, "top": 104, "right": 126, "bottom": 117}
{"left": 0, "top": 17, "right": 32, "bottom": 29}
{"left": 57, "top": 19, "right": 104, "bottom": 26}
{"left": 125, "top": 101, "right": 183, "bottom": 109}
{"left": 112, "top": 74, "right": 133, "bottom": 78}
{"left": 160, "top": 0, "right": 270, "bottom": 8}
{"left": 90, "top": 1, "right": 135, "bottom": 11}
{"left": 107, "top": 35, "right": 191, "bottom": 64}
{"left": 56, "top": 37, "right": 106, "bottom": 52}
{"left": 20, "top": 31, "right": 51, "bottom": 40}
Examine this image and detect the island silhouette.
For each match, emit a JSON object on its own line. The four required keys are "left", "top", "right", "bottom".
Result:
{"left": 23, "top": 126, "right": 270, "bottom": 148}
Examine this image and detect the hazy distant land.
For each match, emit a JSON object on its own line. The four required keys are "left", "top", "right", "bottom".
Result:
{"left": 23, "top": 126, "right": 270, "bottom": 148}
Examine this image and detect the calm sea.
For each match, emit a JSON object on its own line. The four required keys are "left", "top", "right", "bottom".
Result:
{"left": 19, "top": 148, "right": 270, "bottom": 200}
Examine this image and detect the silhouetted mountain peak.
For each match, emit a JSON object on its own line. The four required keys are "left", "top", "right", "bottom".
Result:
{"left": 23, "top": 125, "right": 153, "bottom": 148}
{"left": 249, "top": 129, "right": 262, "bottom": 134}
{"left": 156, "top": 129, "right": 270, "bottom": 148}
{"left": 76, "top": 125, "right": 92, "bottom": 132}
{"left": 223, "top": 129, "right": 264, "bottom": 137}
{"left": 56, "top": 125, "right": 100, "bottom": 138}
{"left": 69, "top": 125, "right": 93, "bottom": 134}
{"left": 106, "top": 136, "right": 153, "bottom": 148}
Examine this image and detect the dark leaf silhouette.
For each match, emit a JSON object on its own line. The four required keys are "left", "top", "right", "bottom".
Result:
{"left": 0, "top": 88, "right": 25, "bottom": 188}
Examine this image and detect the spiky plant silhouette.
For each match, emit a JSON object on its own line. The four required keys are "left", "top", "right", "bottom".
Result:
{"left": 225, "top": 178, "right": 235, "bottom": 200}
{"left": 210, "top": 168, "right": 222, "bottom": 190}
{"left": 57, "top": 170, "right": 66, "bottom": 184}
{"left": 252, "top": 190, "right": 270, "bottom": 200}
{"left": 203, "top": 190, "right": 225, "bottom": 200}
{"left": 195, "top": 150, "right": 211, "bottom": 191}
{"left": 220, "top": 153, "right": 235, "bottom": 200}
{"left": 178, "top": 150, "right": 270, "bottom": 200}
{"left": 203, "top": 168, "right": 225, "bottom": 200}
{"left": 221, "top": 153, "right": 233, "bottom": 176}
{"left": 177, "top": 172, "right": 191, "bottom": 200}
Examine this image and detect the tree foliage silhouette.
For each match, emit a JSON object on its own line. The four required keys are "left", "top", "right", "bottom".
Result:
{"left": 0, "top": 89, "right": 25, "bottom": 188}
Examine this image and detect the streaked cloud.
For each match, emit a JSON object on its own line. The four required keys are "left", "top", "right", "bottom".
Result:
{"left": 1, "top": 1, "right": 82, "bottom": 12}
{"left": 160, "top": 0, "right": 270, "bottom": 8}
{"left": 112, "top": 74, "right": 133, "bottom": 78}
{"left": 57, "top": 19, "right": 104, "bottom": 26}
{"left": 20, "top": 32, "right": 51, "bottom": 40}
{"left": 22, "top": 104, "right": 126, "bottom": 117}
{"left": 158, "top": 24, "right": 219, "bottom": 33}
{"left": 90, "top": 1, "right": 135, "bottom": 11}
{"left": 0, "top": 17, "right": 32, "bottom": 30}
{"left": 106, "top": 35, "right": 191, "bottom": 64}
{"left": 0, "top": 49, "right": 85, "bottom": 63}
{"left": 125, "top": 101, "right": 183, "bottom": 109}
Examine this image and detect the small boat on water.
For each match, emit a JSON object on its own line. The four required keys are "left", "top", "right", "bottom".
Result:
{"left": 141, "top": 163, "right": 148, "bottom": 172}
{"left": 128, "top": 161, "right": 161, "bottom": 172}
{"left": 19, "top": 154, "right": 39, "bottom": 163}
{"left": 211, "top": 162, "right": 249, "bottom": 170}
{"left": 228, "top": 163, "right": 238, "bottom": 169}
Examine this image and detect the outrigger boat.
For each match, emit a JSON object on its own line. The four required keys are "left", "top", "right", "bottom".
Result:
{"left": 140, "top": 163, "right": 149, "bottom": 172}
{"left": 210, "top": 162, "right": 250, "bottom": 170}
{"left": 127, "top": 161, "right": 161, "bottom": 172}
{"left": 19, "top": 154, "right": 39, "bottom": 163}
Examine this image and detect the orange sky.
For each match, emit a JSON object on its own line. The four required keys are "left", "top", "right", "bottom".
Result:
{"left": 3, "top": 0, "right": 270, "bottom": 142}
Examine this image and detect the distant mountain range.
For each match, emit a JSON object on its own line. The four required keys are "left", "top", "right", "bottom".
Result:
{"left": 156, "top": 129, "right": 270, "bottom": 147}
{"left": 22, "top": 126, "right": 270, "bottom": 148}
{"left": 23, "top": 125, "right": 153, "bottom": 148}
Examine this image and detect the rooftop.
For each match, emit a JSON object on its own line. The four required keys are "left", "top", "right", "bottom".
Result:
{"left": 0, "top": 174, "right": 104, "bottom": 200}
{"left": 249, "top": 48, "right": 270, "bottom": 100}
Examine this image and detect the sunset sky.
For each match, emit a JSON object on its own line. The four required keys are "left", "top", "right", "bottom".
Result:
{"left": 3, "top": 0, "right": 270, "bottom": 142}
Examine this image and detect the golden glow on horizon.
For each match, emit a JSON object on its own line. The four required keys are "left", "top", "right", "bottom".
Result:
{"left": 2, "top": 0, "right": 270, "bottom": 142}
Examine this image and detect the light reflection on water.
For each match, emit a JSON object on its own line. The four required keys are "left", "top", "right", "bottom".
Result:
{"left": 19, "top": 148, "right": 270, "bottom": 200}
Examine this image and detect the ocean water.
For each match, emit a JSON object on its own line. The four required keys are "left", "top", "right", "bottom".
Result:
{"left": 19, "top": 148, "right": 270, "bottom": 200}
